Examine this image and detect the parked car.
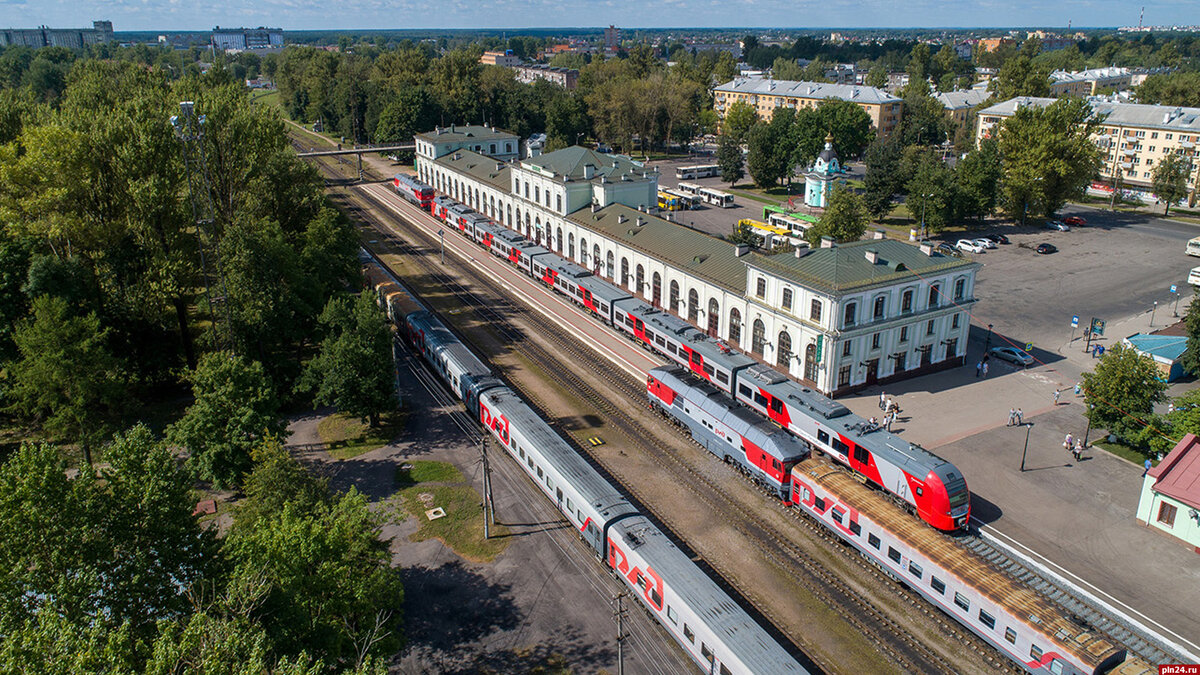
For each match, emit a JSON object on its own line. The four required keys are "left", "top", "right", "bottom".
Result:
{"left": 983, "top": 234, "right": 1010, "bottom": 245}
{"left": 973, "top": 238, "right": 997, "bottom": 249}
{"left": 956, "top": 239, "right": 985, "bottom": 253}
{"left": 936, "top": 242, "right": 960, "bottom": 257}
{"left": 1036, "top": 243, "right": 1058, "bottom": 254}
{"left": 990, "top": 346, "right": 1034, "bottom": 366}
{"left": 1063, "top": 216, "right": 1086, "bottom": 226}
{"left": 1045, "top": 220, "right": 1070, "bottom": 231}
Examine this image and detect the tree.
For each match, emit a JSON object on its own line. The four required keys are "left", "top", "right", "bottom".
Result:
{"left": 717, "top": 134, "right": 744, "bottom": 187}
{"left": 746, "top": 117, "right": 794, "bottom": 189}
{"left": 168, "top": 352, "right": 286, "bottom": 488}
{"left": 896, "top": 86, "right": 952, "bottom": 148}
{"left": 906, "top": 153, "right": 956, "bottom": 234}
{"left": 771, "top": 57, "right": 805, "bottom": 81}
{"left": 5, "top": 296, "right": 124, "bottom": 466}
{"left": 1135, "top": 389, "right": 1200, "bottom": 459}
{"left": 906, "top": 43, "right": 931, "bottom": 86}
{"left": 1183, "top": 294, "right": 1200, "bottom": 377}
{"left": 954, "top": 137, "right": 1002, "bottom": 222}
{"left": 989, "top": 51, "right": 1052, "bottom": 100}
{"left": 1082, "top": 343, "right": 1168, "bottom": 441}
{"left": 865, "top": 65, "right": 888, "bottom": 89}
{"left": 372, "top": 86, "right": 438, "bottom": 148}
{"left": 862, "top": 138, "right": 904, "bottom": 218}
{"left": 804, "top": 186, "right": 868, "bottom": 246}
{"left": 997, "top": 98, "right": 1103, "bottom": 220}
{"left": 299, "top": 292, "right": 395, "bottom": 428}
{"left": 237, "top": 441, "right": 330, "bottom": 529}
{"left": 1136, "top": 72, "right": 1200, "bottom": 108}
{"left": 1151, "top": 152, "right": 1189, "bottom": 216}
{"left": 722, "top": 100, "right": 758, "bottom": 143}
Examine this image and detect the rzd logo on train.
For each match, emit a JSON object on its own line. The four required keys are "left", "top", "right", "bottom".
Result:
{"left": 480, "top": 404, "right": 510, "bottom": 446}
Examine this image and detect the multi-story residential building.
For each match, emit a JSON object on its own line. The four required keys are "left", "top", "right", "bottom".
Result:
{"left": 976, "top": 97, "right": 1200, "bottom": 198}
{"left": 1048, "top": 67, "right": 1136, "bottom": 98}
{"left": 414, "top": 125, "right": 521, "bottom": 163}
{"left": 514, "top": 64, "right": 579, "bottom": 90}
{"left": 936, "top": 89, "right": 990, "bottom": 132}
{"left": 414, "top": 141, "right": 978, "bottom": 396}
{"left": 604, "top": 25, "right": 620, "bottom": 53}
{"left": 1026, "top": 30, "right": 1079, "bottom": 52}
{"left": 713, "top": 78, "right": 903, "bottom": 140}
{"left": 0, "top": 20, "right": 113, "bottom": 48}
{"left": 211, "top": 26, "right": 283, "bottom": 51}
{"left": 977, "top": 37, "right": 1018, "bottom": 53}
{"left": 480, "top": 50, "right": 523, "bottom": 67}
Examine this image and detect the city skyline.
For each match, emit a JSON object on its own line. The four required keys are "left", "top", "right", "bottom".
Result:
{"left": 0, "top": 0, "right": 1189, "bottom": 33}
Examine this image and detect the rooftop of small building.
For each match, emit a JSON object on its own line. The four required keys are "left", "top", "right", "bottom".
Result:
{"left": 521, "top": 145, "right": 654, "bottom": 182}
{"left": 1148, "top": 433, "right": 1200, "bottom": 511}
{"left": 978, "top": 97, "right": 1200, "bottom": 133}
{"left": 1050, "top": 66, "right": 1132, "bottom": 83}
{"left": 431, "top": 149, "right": 512, "bottom": 192}
{"left": 714, "top": 78, "right": 900, "bottom": 105}
{"left": 746, "top": 237, "right": 979, "bottom": 295}
{"left": 935, "top": 88, "right": 989, "bottom": 111}
{"left": 1124, "top": 333, "right": 1187, "bottom": 361}
{"left": 415, "top": 124, "right": 518, "bottom": 144}
{"left": 568, "top": 204, "right": 748, "bottom": 292}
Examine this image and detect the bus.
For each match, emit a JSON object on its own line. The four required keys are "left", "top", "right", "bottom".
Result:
{"left": 768, "top": 212, "right": 818, "bottom": 234}
{"left": 698, "top": 187, "right": 735, "bottom": 208}
{"left": 1187, "top": 236, "right": 1200, "bottom": 257}
{"left": 739, "top": 219, "right": 807, "bottom": 248}
{"left": 657, "top": 191, "right": 684, "bottom": 211}
{"left": 663, "top": 188, "right": 701, "bottom": 210}
{"left": 676, "top": 164, "right": 720, "bottom": 180}
{"left": 676, "top": 182, "right": 704, "bottom": 196}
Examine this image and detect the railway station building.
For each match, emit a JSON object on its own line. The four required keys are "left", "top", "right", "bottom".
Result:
{"left": 415, "top": 141, "right": 979, "bottom": 396}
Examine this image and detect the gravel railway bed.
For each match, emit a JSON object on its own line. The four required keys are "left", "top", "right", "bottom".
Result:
{"left": 301, "top": 146, "right": 1011, "bottom": 674}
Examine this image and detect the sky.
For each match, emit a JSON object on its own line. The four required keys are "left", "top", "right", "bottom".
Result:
{"left": 0, "top": 0, "right": 1192, "bottom": 32}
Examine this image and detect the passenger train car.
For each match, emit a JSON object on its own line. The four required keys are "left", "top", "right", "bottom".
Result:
{"left": 361, "top": 249, "right": 808, "bottom": 675}
{"left": 399, "top": 171, "right": 970, "bottom": 532}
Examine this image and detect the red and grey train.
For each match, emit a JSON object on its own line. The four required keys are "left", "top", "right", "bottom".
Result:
{"left": 362, "top": 251, "right": 808, "bottom": 675}
{"left": 392, "top": 172, "right": 970, "bottom": 532}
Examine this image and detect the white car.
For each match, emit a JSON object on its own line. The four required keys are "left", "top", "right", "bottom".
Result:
{"left": 956, "top": 239, "right": 985, "bottom": 253}
{"left": 973, "top": 238, "right": 996, "bottom": 249}
{"left": 1045, "top": 220, "right": 1070, "bottom": 231}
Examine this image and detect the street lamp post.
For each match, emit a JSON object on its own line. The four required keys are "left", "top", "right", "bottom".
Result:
{"left": 1020, "top": 422, "right": 1033, "bottom": 472}
{"left": 1150, "top": 300, "right": 1158, "bottom": 327}
{"left": 1083, "top": 404, "right": 1094, "bottom": 447}
{"left": 438, "top": 229, "right": 445, "bottom": 264}
{"left": 919, "top": 192, "right": 933, "bottom": 240}
{"left": 984, "top": 323, "right": 994, "bottom": 355}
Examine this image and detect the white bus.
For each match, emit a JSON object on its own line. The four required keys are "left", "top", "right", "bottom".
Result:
{"left": 698, "top": 186, "right": 735, "bottom": 208}
{"left": 1187, "top": 236, "right": 1200, "bottom": 257}
{"left": 768, "top": 212, "right": 815, "bottom": 234}
{"left": 663, "top": 188, "right": 701, "bottom": 209}
{"left": 676, "top": 164, "right": 720, "bottom": 180}
{"left": 676, "top": 181, "right": 704, "bottom": 196}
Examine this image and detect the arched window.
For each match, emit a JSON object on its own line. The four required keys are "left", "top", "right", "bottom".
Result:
{"left": 605, "top": 250, "right": 614, "bottom": 278}
{"left": 901, "top": 289, "right": 913, "bottom": 313}
{"left": 556, "top": 227, "right": 562, "bottom": 252}
{"left": 621, "top": 258, "right": 630, "bottom": 288}
{"left": 928, "top": 284, "right": 940, "bottom": 309}
{"left": 525, "top": 212, "right": 531, "bottom": 236}
{"left": 568, "top": 233, "right": 575, "bottom": 259}
{"left": 843, "top": 302, "right": 857, "bottom": 328}
{"left": 515, "top": 207, "right": 521, "bottom": 230}
{"left": 669, "top": 280, "right": 681, "bottom": 314}
{"left": 506, "top": 204, "right": 512, "bottom": 227}
{"left": 652, "top": 272, "right": 662, "bottom": 307}
{"left": 777, "top": 331, "right": 792, "bottom": 369}
{"left": 751, "top": 319, "right": 766, "bottom": 356}
{"left": 804, "top": 343, "right": 818, "bottom": 382}
{"left": 729, "top": 308, "right": 742, "bottom": 345}
{"left": 688, "top": 289, "right": 700, "bottom": 323}
{"left": 636, "top": 264, "right": 645, "bottom": 297}
{"left": 707, "top": 298, "right": 720, "bottom": 336}
{"left": 873, "top": 296, "right": 886, "bottom": 320}
{"left": 534, "top": 218, "right": 541, "bottom": 244}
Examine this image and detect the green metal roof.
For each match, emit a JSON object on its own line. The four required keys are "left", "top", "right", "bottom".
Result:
{"left": 522, "top": 146, "right": 651, "bottom": 182}
{"left": 569, "top": 204, "right": 748, "bottom": 292}
{"left": 433, "top": 149, "right": 512, "bottom": 192}
{"left": 746, "top": 239, "right": 979, "bottom": 295}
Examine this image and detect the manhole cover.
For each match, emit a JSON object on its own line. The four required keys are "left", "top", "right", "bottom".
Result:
{"left": 425, "top": 507, "right": 446, "bottom": 520}
{"left": 418, "top": 492, "right": 435, "bottom": 505}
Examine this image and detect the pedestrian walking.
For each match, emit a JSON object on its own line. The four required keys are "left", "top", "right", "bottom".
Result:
{"left": 1063, "top": 433, "right": 1074, "bottom": 454}
{"left": 975, "top": 361, "right": 982, "bottom": 378}
{"left": 1168, "top": 402, "right": 1175, "bottom": 414}
{"left": 879, "top": 391, "right": 886, "bottom": 410}
{"left": 1054, "top": 389, "right": 1062, "bottom": 405}
{"left": 1073, "top": 440, "right": 1084, "bottom": 461}
{"left": 982, "top": 361, "right": 989, "bottom": 378}
{"left": 1074, "top": 382, "right": 1082, "bottom": 397}
{"left": 1016, "top": 408, "right": 1024, "bottom": 425}
{"left": 887, "top": 398, "right": 898, "bottom": 415}
{"left": 1008, "top": 408, "right": 1016, "bottom": 426}
{"left": 1143, "top": 458, "right": 1152, "bottom": 476}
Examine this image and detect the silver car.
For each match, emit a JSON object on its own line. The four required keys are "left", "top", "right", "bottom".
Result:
{"left": 1045, "top": 220, "right": 1070, "bottom": 231}
{"left": 989, "top": 346, "right": 1034, "bottom": 366}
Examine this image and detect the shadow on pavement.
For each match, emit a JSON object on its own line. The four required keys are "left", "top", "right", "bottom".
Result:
{"left": 966, "top": 491, "right": 1004, "bottom": 526}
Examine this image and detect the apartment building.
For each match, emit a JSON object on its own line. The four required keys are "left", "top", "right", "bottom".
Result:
{"left": 1048, "top": 67, "right": 1136, "bottom": 98}
{"left": 514, "top": 64, "right": 579, "bottom": 90}
{"left": 936, "top": 89, "right": 990, "bottom": 132}
{"left": 211, "top": 26, "right": 283, "bottom": 51}
{"left": 713, "top": 78, "right": 903, "bottom": 140}
{"left": 0, "top": 20, "right": 113, "bottom": 48}
{"left": 480, "top": 50, "right": 523, "bottom": 67}
{"left": 976, "top": 97, "right": 1200, "bottom": 197}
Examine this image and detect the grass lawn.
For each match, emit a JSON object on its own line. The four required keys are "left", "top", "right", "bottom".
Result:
{"left": 317, "top": 411, "right": 406, "bottom": 460}
{"left": 251, "top": 89, "right": 280, "bottom": 108}
{"left": 1091, "top": 438, "right": 1152, "bottom": 466}
{"left": 395, "top": 459, "right": 510, "bottom": 563}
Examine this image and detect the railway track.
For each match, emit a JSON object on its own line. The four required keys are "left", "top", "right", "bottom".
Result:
{"left": 304, "top": 152, "right": 1001, "bottom": 674}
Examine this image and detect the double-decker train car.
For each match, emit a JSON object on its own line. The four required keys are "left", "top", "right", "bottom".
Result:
{"left": 393, "top": 174, "right": 435, "bottom": 210}
{"left": 648, "top": 365, "right": 809, "bottom": 499}
{"left": 362, "top": 250, "right": 808, "bottom": 675}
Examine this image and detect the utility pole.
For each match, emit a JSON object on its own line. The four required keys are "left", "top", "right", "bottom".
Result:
{"left": 613, "top": 593, "right": 627, "bottom": 675}
{"left": 480, "top": 436, "right": 494, "bottom": 538}
{"left": 1020, "top": 422, "right": 1033, "bottom": 472}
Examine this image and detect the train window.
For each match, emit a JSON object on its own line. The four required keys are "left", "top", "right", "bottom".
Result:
{"left": 683, "top": 624, "right": 695, "bottom": 644}
{"left": 739, "top": 384, "right": 752, "bottom": 398}
{"left": 831, "top": 438, "right": 847, "bottom": 454}
{"left": 979, "top": 610, "right": 995, "bottom": 630}
{"left": 772, "top": 459, "right": 781, "bottom": 470}
{"left": 817, "top": 430, "right": 830, "bottom": 445}
{"left": 566, "top": 498, "right": 572, "bottom": 512}
{"left": 848, "top": 521, "right": 861, "bottom": 536}
{"left": 703, "top": 364, "right": 715, "bottom": 376}
{"left": 716, "top": 371, "right": 729, "bottom": 385}
{"left": 527, "top": 458, "right": 534, "bottom": 470}
{"left": 831, "top": 508, "right": 844, "bottom": 525}
{"left": 625, "top": 316, "right": 635, "bottom": 328}
{"left": 650, "top": 588, "right": 662, "bottom": 607}
{"left": 667, "top": 605, "right": 678, "bottom": 625}
{"left": 853, "top": 446, "right": 869, "bottom": 465}
{"left": 656, "top": 336, "right": 666, "bottom": 347}
{"left": 518, "top": 447, "right": 524, "bottom": 459}
{"left": 753, "top": 392, "right": 768, "bottom": 406}
{"left": 721, "top": 665, "right": 733, "bottom": 675}
{"left": 667, "top": 343, "right": 678, "bottom": 354}
{"left": 954, "top": 592, "right": 970, "bottom": 612}
{"left": 887, "top": 547, "right": 901, "bottom": 564}
{"left": 1004, "top": 627, "right": 1017, "bottom": 644}
{"left": 867, "top": 533, "right": 881, "bottom": 550}
{"left": 615, "top": 312, "right": 624, "bottom": 322}
{"left": 770, "top": 398, "right": 783, "bottom": 414}
{"left": 701, "top": 643, "right": 714, "bottom": 663}
{"left": 798, "top": 487, "right": 810, "bottom": 502}
{"left": 813, "top": 497, "right": 825, "bottom": 511}
{"left": 930, "top": 577, "right": 946, "bottom": 595}
{"left": 908, "top": 561, "right": 922, "bottom": 578}
{"left": 1029, "top": 645, "right": 1043, "bottom": 662}
{"left": 1049, "top": 660, "right": 1064, "bottom": 675}
{"left": 536, "top": 466, "right": 543, "bottom": 478}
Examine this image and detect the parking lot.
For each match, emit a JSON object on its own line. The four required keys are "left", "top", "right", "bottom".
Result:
{"left": 647, "top": 156, "right": 791, "bottom": 240}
